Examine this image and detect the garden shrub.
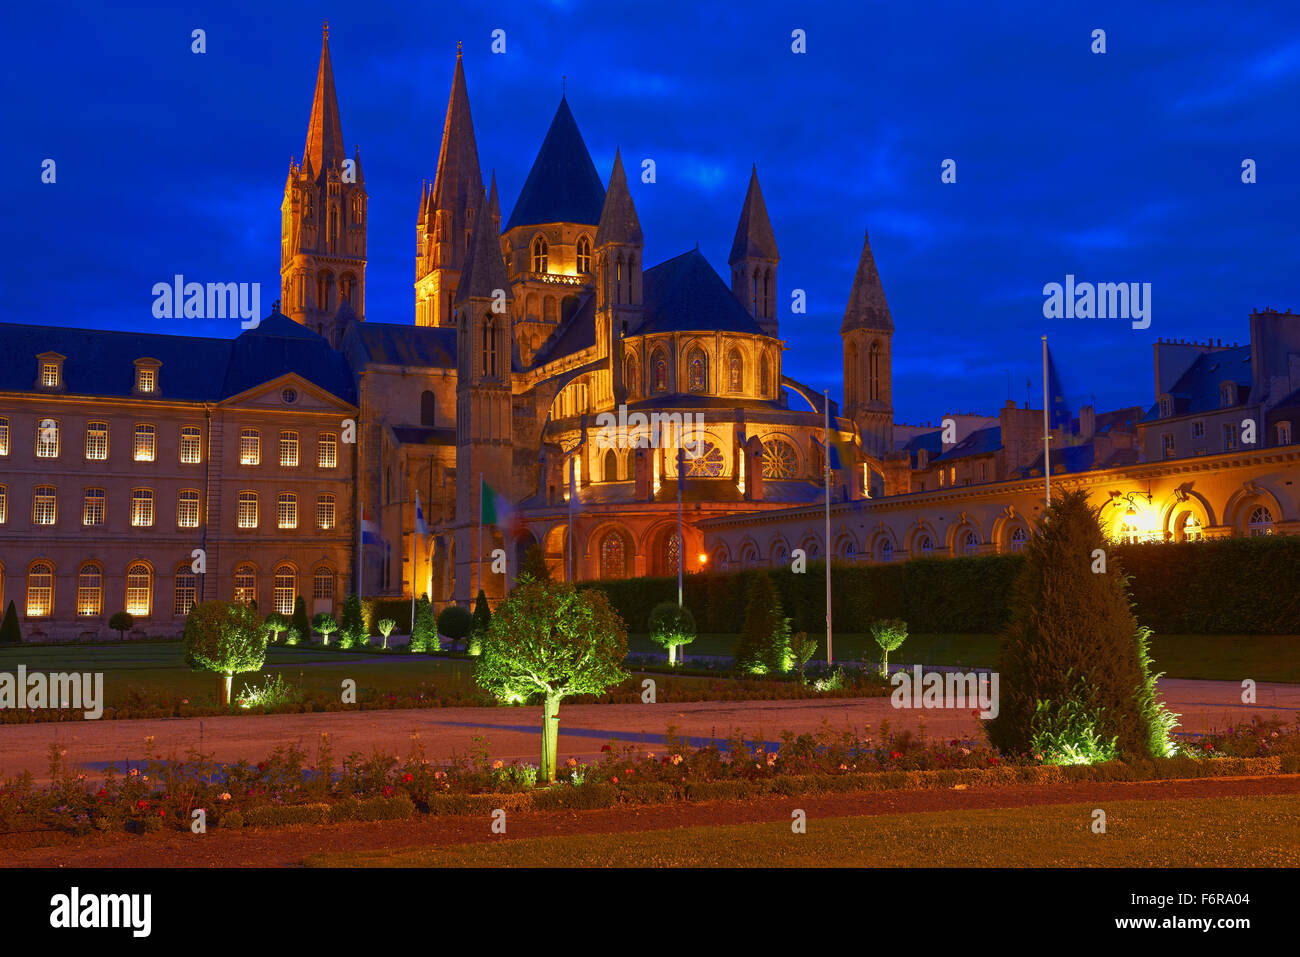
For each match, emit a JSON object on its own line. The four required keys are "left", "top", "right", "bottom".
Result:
{"left": 734, "top": 572, "right": 789, "bottom": 674}
{"left": 648, "top": 601, "right": 696, "bottom": 665}
{"left": 0, "top": 601, "right": 20, "bottom": 644}
{"left": 331, "top": 794, "right": 416, "bottom": 822}
{"left": 437, "top": 604, "right": 473, "bottom": 642}
{"left": 339, "top": 595, "right": 367, "bottom": 649}
{"left": 312, "top": 613, "right": 339, "bottom": 646}
{"left": 108, "top": 612, "right": 134, "bottom": 640}
{"left": 468, "top": 590, "right": 491, "bottom": 655}
{"left": 411, "top": 595, "right": 436, "bottom": 652}
{"left": 183, "top": 600, "right": 268, "bottom": 706}
{"left": 290, "top": 596, "right": 310, "bottom": 645}
{"left": 244, "top": 803, "right": 331, "bottom": 827}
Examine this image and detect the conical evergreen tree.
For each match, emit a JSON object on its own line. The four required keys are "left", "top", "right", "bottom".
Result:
{"left": 734, "top": 571, "right": 788, "bottom": 673}
{"left": 0, "top": 600, "right": 22, "bottom": 644}
{"left": 986, "top": 489, "right": 1175, "bottom": 761}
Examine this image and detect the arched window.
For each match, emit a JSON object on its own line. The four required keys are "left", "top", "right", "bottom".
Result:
{"left": 762, "top": 268, "right": 772, "bottom": 316}
{"left": 762, "top": 440, "right": 798, "bottom": 479}
{"left": 661, "top": 531, "right": 680, "bottom": 575}
{"left": 26, "top": 562, "right": 54, "bottom": 618}
{"left": 234, "top": 564, "right": 256, "bottom": 605}
{"left": 773, "top": 542, "right": 789, "bottom": 568}
{"left": 916, "top": 534, "right": 934, "bottom": 557}
{"left": 603, "top": 449, "right": 619, "bottom": 482}
{"left": 869, "top": 341, "right": 882, "bottom": 402}
{"left": 687, "top": 349, "right": 707, "bottom": 392}
{"left": 77, "top": 563, "right": 102, "bottom": 617}
{"left": 1248, "top": 506, "right": 1274, "bottom": 536}
{"left": 760, "top": 355, "right": 771, "bottom": 395}
{"left": 174, "top": 565, "right": 197, "bottom": 617}
{"left": 532, "top": 236, "right": 548, "bottom": 273}
{"left": 1009, "top": 526, "right": 1028, "bottom": 552}
{"left": 317, "top": 271, "right": 333, "bottom": 312}
{"left": 1182, "top": 515, "right": 1204, "bottom": 542}
{"left": 877, "top": 538, "right": 894, "bottom": 563}
{"left": 728, "top": 350, "right": 743, "bottom": 392}
{"left": 652, "top": 352, "right": 669, "bottom": 392}
{"left": 959, "top": 530, "right": 978, "bottom": 556}
{"left": 482, "top": 316, "right": 498, "bottom": 377}
{"left": 837, "top": 537, "right": 856, "bottom": 561}
{"left": 125, "top": 562, "right": 151, "bottom": 617}
{"left": 273, "top": 564, "right": 296, "bottom": 616}
{"left": 624, "top": 355, "right": 638, "bottom": 396}
{"left": 576, "top": 236, "right": 591, "bottom": 274}
{"left": 599, "top": 532, "right": 627, "bottom": 579}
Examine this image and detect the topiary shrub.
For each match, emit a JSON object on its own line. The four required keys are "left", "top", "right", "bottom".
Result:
{"left": 183, "top": 600, "right": 268, "bottom": 707}
{"left": 108, "top": 611, "right": 134, "bottom": 640}
{"left": 411, "top": 595, "right": 436, "bottom": 653}
{"left": 468, "top": 589, "right": 491, "bottom": 656}
{"left": 290, "top": 596, "right": 310, "bottom": 646}
{"left": 870, "top": 618, "right": 908, "bottom": 676}
{"left": 437, "top": 604, "right": 473, "bottom": 643}
{"left": 734, "top": 572, "right": 790, "bottom": 674}
{"left": 312, "top": 613, "right": 339, "bottom": 646}
{"left": 647, "top": 601, "right": 696, "bottom": 666}
{"left": 262, "top": 612, "right": 289, "bottom": 644}
{"left": 339, "top": 594, "right": 366, "bottom": 649}
{"left": 376, "top": 618, "right": 396, "bottom": 650}
{"left": 0, "top": 601, "right": 21, "bottom": 644}
{"left": 986, "top": 489, "right": 1177, "bottom": 762}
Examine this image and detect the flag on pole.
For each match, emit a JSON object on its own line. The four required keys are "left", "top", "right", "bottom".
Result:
{"left": 1045, "top": 345, "right": 1071, "bottom": 432}
{"left": 361, "top": 504, "right": 382, "bottom": 545}
{"left": 480, "top": 477, "right": 513, "bottom": 528}
{"left": 414, "top": 490, "right": 430, "bottom": 539}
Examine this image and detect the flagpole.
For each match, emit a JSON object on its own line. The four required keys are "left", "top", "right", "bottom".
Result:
{"left": 567, "top": 457, "right": 574, "bottom": 582}
{"left": 357, "top": 499, "right": 363, "bottom": 601}
{"left": 676, "top": 442, "right": 684, "bottom": 609}
{"left": 410, "top": 499, "right": 416, "bottom": 635}
{"left": 1042, "top": 337, "right": 1050, "bottom": 508}
{"left": 824, "top": 389, "right": 832, "bottom": 666}
{"left": 477, "top": 472, "right": 483, "bottom": 599}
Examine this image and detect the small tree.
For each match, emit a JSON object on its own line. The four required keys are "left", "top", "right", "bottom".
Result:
{"left": 262, "top": 612, "right": 289, "bottom": 644}
{"left": 734, "top": 572, "right": 789, "bottom": 673}
{"left": 520, "top": 545, "right": 551, "bottom": 582}
{"left": 290, "top": 596, "right": 310, "bottom": 646}
{"left": 987, "top": 489, "right": 1176, "bottom": 762}
{"left": 183, "top": 600, "right": 268, "bottom": 707}
{"left": 870, "top": 618, "right": 908, "bottom": 676}
{"left": 789, "top": 631, "right": 818, "bottom": 684}
{"left": 468, "top": 589, "right": 491, "bottom": 656}
{"left": 411, "top": 595, "right": 436, "bottom": 652}
{"left": 437, "top": 604, "right": 473, "bottom": 643}
{"left": 376, "top": 618, "right": 396, "bottom": 650}
{"left": 107, "top": 611, "right": 134, "bottom": 640}
{"left": 312, "top": 613, "right": 338, "bottom": 646}
{"left": 339, "top": 595, "right": 366, "bottom": 649}
{"left": 0, "top": 601, "right": 21, "bottom": 644}
{"left": 475, "top": 576, "right": 628, "bottom": 784}
{"left": 648, "top": 601, "right": 696, "bottom": 666}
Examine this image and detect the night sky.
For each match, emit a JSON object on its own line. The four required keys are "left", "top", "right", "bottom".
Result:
{"left": 6, "top": 1, "right": 1298, "bottom": 426}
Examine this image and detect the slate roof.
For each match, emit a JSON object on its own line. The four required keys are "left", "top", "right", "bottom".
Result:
{"left": 0, "top": 314, "right": 355, "bottom": 404}
{"left": 933, "top": 426, "right": 1002, "bottom": 462}
{"left": 1141, "top": 346, "right": 1253, "bottom": 421}
{"left": 530, "top": 293, "right": 596, "bottom": 366}
{"left": 345, "top": 322, "right": 457, "bottom": 368}
{"left": 505, "top": 97, "right": 606, "bottom": 231}
{"left": 900, "top": 429, "right": 943, "bottom": 468}
{"left": 1017, "top": 443, "right": 1102, "bottom": 475}
{"left": 635, "top": 249, "right": 766, "bottom": 336}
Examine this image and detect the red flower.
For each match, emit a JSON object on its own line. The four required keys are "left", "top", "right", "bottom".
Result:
{"left": 136, "top": 800, "right": 149, "bottom": 810}
{"left": 402, "top": 772, "right": 413, "bottom": 783}
{"left": 611, "top": 777, "right": 618, "bottom": 783}
{"left": 382, "top": 785, "right": 394, "bottom": 797}
{"left": 600, "top": 745, "right": 611, "bottom": 752}
{"left": 889, "top": 751, "right": 902, "bottom": 760}
{"left": 158, "top": 808, "right": 165, "bottom": 817}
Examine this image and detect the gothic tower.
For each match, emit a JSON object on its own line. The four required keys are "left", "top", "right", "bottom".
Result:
{"left": 281, "top": 22, "right": 367, "bottom": 348}
{"left": 728, "top": 166, "right": 779, "bottom": 338}
{"left": 453, "top": 186, "right": 513, "bottom": 601}
{"left": 595, "top": 150, "right": 643, "bottom": 405}
{"left": 416, "top": 44, "right": 484, "bottom": 328}
{"left": 842, "top": 229, "right": 895, "bottom": 458}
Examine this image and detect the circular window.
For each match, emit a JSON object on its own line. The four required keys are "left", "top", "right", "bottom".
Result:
{"left": 281, "top": 388, "right": 298, "bottom": 404}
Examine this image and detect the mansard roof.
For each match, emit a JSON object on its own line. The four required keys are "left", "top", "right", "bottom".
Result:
{"left": 932, "top": 426, "right": 1002, "bottom": 462}
{"left": 0, "top": 315, "right": 355, "bottom": 404}
{"left": 1140, "top": 345, "right": 1253, "bottom": 422}
{"left": 635, "top": 249, "right": 767, "bottom": 337}
{"left": 505, "top": 96, "right": 606, "bottom": 231}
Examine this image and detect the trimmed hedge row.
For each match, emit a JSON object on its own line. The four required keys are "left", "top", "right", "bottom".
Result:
{"left": 233, "top": 795, "right": 417, "bottom": 829}
{"left": 581, "top": 536, "right": 1300, "bottom": 636}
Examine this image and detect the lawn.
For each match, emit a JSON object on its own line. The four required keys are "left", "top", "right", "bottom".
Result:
{"left": 307, "top": 794, "right": 1300, "bottom": 868}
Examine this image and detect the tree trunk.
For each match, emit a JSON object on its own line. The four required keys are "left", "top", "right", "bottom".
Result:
{"left": 667, "top": 643, "right": 676, "bottom": 666}
{"left": 219, "top": 673, "right": 233, "bottom": 707}
{"left": 541, "top": 692, "right": 562, "bottom": 784}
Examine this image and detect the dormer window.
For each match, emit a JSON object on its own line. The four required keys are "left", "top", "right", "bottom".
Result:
{"left": 1220, "top": 382, "right": 1236, "bottom": 407}
{"left": 1278, "top": 422, "right": 1293, "bottom": 446}
{"left": 134, "top": 358, "right": 161, "bottom": 396}
{"left": 1158, "top": 395, "right": 1172, "bottom": 418}
{"left": 916, "top": 449, "right": 929, "bottom": 470}
{"left": 36, "top": 352, "right": 66, "bottom": 392}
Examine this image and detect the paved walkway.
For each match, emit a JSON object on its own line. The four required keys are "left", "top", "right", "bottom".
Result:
{"left": 1, "top": 678, "right": 1295, "bottom": 784}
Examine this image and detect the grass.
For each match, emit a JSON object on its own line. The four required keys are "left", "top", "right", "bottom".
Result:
{"left": 306, "top": 794, "right": 1300, "bottom": 867}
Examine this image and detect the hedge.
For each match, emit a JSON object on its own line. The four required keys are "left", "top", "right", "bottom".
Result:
{"left": 580, "top": 535, "right": 1300, "bottom": 637}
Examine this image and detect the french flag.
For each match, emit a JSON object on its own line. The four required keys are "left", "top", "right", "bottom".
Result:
{"left": 361, "top": 503, "right": 383, "bottom": 545}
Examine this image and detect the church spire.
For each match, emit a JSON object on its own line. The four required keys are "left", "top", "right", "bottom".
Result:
{"left": 595, "top": 149, "right": 642, "bottom": 248}
{"left": 728, "top": 165, "right": 779, "bottom": 335}
{"left": 456, "top": 184, "right": 510, "bottom": 305}
{"left": 728, "top": 166, "right": 779, "bottom": 264}
{"left": 431, "top": 45, "right": 483, "bottom": 219}
{"left": 841, "top": 228, "right": 894, "bottom": 333}
{"left": 303, "top": 21, "right": 345, "bottom": 176}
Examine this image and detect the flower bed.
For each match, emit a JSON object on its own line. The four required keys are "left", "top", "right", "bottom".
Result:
{"left": 4, "top": 717, "right": 1297, "bottom": 839}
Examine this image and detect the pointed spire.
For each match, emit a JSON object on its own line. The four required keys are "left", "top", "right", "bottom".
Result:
{"left": 841, "top": 229, "right": 893, "bottom": 334}
{"left": 431, "top": 46, "right": 483, "bottom": 220}
{"left": 456, "top": 185, "right": 510, "bottom": 304}
{"left": 487, "top": 170, "right": 501, "bottom": 224}
{"left": 505, "top": 97, "right": 605, "bottom": 231}
{"left": 595, "top": 150, "right": 643, "bottom": 247}
{"left": 303, "top": 23, "right": 346, "bottom": 176}
{"left": 352, "top": 143, "right": 364, "bottom": 185}
{"left": 728, "top": 166, "right": 779, "bottom": 264}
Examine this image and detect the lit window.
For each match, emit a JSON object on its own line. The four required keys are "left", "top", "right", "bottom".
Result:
{"left": 180, "top": 426, "right": 201, "bottom": 464}
{"left": 279, "top": 431, "right": 299, "bottom": 467}
{"left": 33, "top": 486, "right": 57, "bottom": 525}
{"left": 237, "top": 491, "right": 259, "bottom": 529}
{"left": 960, "top": 530, "right": 978, "bottom": 555}
{"left": 1248, "top": 506, "right": 1274, "bottom": 537}
{"left": 599, "top": 532, "right": 626, "bottom": 579}
{"left": 240, "top": 429, "right": 260, "bottom": 465}
{"left": 136, "top": 368, "right": 156, "bottom": 393}
{"left": 131, "top": 488, "right": 155, "bottom": 527}
{"left": 177, "top": 490, "right": 200, "bottom": 528}
{"left": 576, "top": 236, "right": 591, "bottom": 274}
{"left": 728, "top": 351, "right": 743, "bottom": 392}
{"left": 1220, "top": 383, "right": 1235, "bottom": 407}
{"left": 1278, "top": 423, "right": 1293, "bottom": 446}
{"left": 26, "top": 562, "right": 54, "bottom": 617}
{"left": 83, "top": 488, "right": 105, "bottom": 526}
{"left": 277, "top": 492, "right": 298, "bottom": 529}
{"left": 35, "top": 419, "right": 59, "bottom": 458}
{"left": 316, "top": 493, "right": 336, "bottom": 530}
{"left": 652, "top": 354, "right": 668, "bottom": 392}
{"left": 77, "top": 564, "right": 102, "bottom": 617}
{"left": 234, "top": 564, "right": 257, "bottom": 605}
{"left": 41, "top": 362, "right": 60, "bottom": 388}
{"left": 317, "top": 432, "right": 338, "bottom": 468}
{"left": 273, "top": 564, "right": 295, "bottom": 616}
{"left": 125, "top": 562, "right": 151, "bottom": 617}
{"left": 174, "top": 566, "right": 197, "bottom": 617}
{"left": 0, "top": 485, "right": 6, "bottom": 524}
{"left": 1161, "top": 433, "right": 1175, "bottom": 460}
{"left": 84, "top": 421, "right": 108, "bottom": 460}
{"left": 313, "top": 568, "right": 334, "bottom": 601}
{"left": 1009, "top": 527, "right": 1028, "bottom": 552}
{"left": 1183, "top": 515, "right": 1204, "bottom": 542}
{"left": 532, "top": 236, "right": 548, "bottom": 273}
{"left": 134, "top": 424, "right": 156, "bottom": 462}
{"left": 0, "top": 417, "right": 8, "bottom": 455}
{"left": 687, "top": 350, "right": 707, "bottom": 392}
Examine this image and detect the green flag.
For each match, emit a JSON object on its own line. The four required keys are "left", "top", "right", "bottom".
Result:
{"left": 480, "top": 477, "right": 498, "bottom": 525}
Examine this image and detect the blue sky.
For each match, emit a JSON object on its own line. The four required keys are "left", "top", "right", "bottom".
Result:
{"left": 5, "top": 0, "right": 1298, "bottom": 425}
